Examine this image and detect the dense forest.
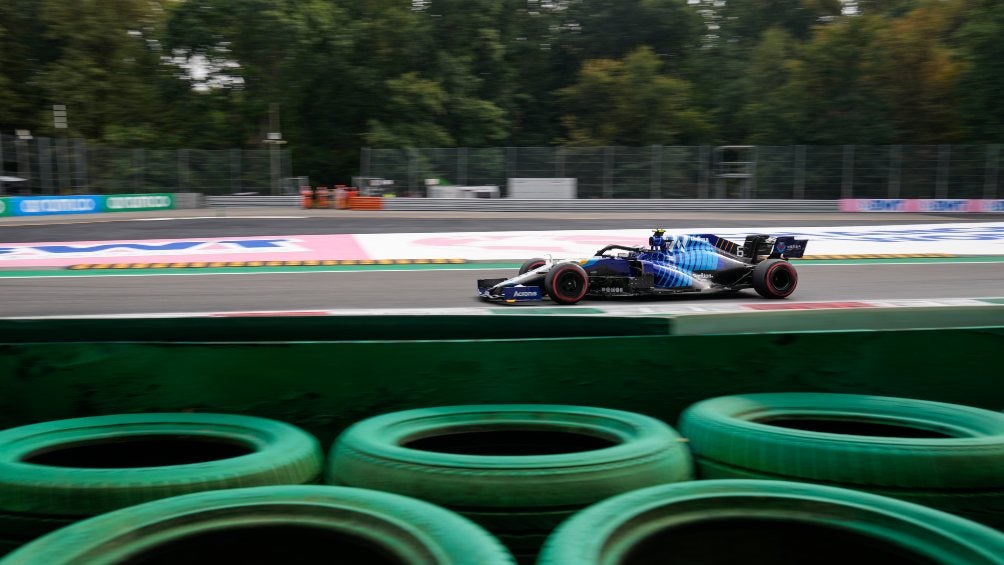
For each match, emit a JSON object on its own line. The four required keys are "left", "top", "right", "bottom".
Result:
{"left": 1, "top": 0, "right": 1002, "bottom": 183}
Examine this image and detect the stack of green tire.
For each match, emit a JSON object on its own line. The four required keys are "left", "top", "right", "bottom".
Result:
{"left": 0, "top": 413, "right": 324, "bottom": 555}
{"left": 326, "top": 404, "right": 696, "bottom": 562}
{"left": 0, "top": 485, "right": 515, "bottom": 565}
{"left": 539, "top": 480, "right": 1004, "bottom": 564}
{"left": 677, "top": 392, "right": 1004, "bottom": 530}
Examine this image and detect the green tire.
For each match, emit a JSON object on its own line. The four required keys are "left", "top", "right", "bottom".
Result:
{"left": 538, "top": 479, "right": 1004, "bottom": 565}
{"left": 327, "top": 404, "right": 694, "bottom": 556}
{"left": 0, "top": 485, "right": 515, "bottom": 565}
{"left": 0, "top": 413, "right": 323, "bottom": 545}
{"left": 678, "top": 393, "right": 1004, "bottom": 528}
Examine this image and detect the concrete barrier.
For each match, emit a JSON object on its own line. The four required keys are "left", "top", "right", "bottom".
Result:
{"left": 1, "top": 308, "right": 1001, "bottom": 443}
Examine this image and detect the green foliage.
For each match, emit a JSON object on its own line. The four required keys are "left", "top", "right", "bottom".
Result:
{"left": 955, "top": 0, "right": 1004, "bottom": 142}
{"left": 558, "top": 47, "right": 711, "bottom": 145}
{"left": 1, "top": 0, "right": 999, "bottom": 183}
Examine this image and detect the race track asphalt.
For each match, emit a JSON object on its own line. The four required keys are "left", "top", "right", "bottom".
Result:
{"left": 1, "top": 208, "right": 1002, "bottom": 316}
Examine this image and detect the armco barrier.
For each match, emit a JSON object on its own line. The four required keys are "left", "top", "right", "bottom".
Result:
{"left": 203, "top": 195, "right": 838, "bottom": 212}
{"left": 380, "top": 198, "right": 838, "bottom": 212}
{"left": 0, "top": 309, "right": 1001, "bottom": 444}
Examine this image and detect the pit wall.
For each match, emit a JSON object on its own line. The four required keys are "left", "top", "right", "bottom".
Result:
{"left": 1, "top": 307, "right": 1001, "bottom": 445}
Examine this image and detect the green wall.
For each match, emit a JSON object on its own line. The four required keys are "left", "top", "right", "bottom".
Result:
{"left": 1, "top": 311, "right": 1001, "bottom": 445}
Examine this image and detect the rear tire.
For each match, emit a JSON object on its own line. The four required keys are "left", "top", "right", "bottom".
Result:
{"left": 752, "top": 258, "right": 797, "bottom": 298}
{"left": 544, "top": 262, "right": 589, "bottom": 305}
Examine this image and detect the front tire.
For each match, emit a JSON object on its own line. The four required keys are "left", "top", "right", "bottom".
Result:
{"left": 544, "top": 262, "right": 589, "bottom": 305}
{"left": 752, "top": 258, "right": 797, "bottom": 298}
{"left": 519, "top": 257, "right": 546, "bottom": 275}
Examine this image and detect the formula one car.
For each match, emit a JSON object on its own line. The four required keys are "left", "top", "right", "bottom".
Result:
{"left": 477, "top": 230, "right": 807, "bottom": 305}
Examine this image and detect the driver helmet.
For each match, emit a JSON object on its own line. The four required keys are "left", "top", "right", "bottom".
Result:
{"left": 649, "top": 228, "right": 668, "bottom": 251}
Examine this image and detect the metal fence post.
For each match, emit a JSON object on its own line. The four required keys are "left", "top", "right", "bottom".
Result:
{"left": 178, "top": 149, "right": 188, "bottom": 192}
{"left": 556, "top": 146, "right": 565, "bottom": 178}
{"left": 408, "top": 148, "right": 418, "bottom": 194}
{"left": 936, "top": 144, "right": 950, "bottom": 199}
{"left": 698, "top": 145, "right": 710, "bottom": 199}
{"left": 231, "top": 149, "right": 241, "bottom": 194}
{"left": 889, "top": 145, "right": 902, "bottom": 198}
{"left": 603, "top": 146, "right": 613, "bottom": 198}
{"left": 841, "top": 144, "right": 855, "bottom": 199}
{"left": 360, "top": 147, "right": 371, "bottom": 179}
{"left": 38, "top": 137, "right": 54, "bottom": 192}
{"left": 57, "top": 137, "right": 71, "bottom": 192}
{"left": 135, "top": 149, "right": 145, "bottom": 192}
{"left": 458, "top": 147, "right": 468, "bottom": 186}
{"left": 506, "top": 147, "right": 516, "bottom": 185}
{"left": 18, "top": 140, "right": 32, "bottom": 191}
{"left": 986, "top": 144, "right": 1000, "bottom": 200}
{"left": 650, "top": 145, "right": 662, "bottom": 199}
{"left": 74, "top": 139, "right": 87, "bottom": 192}
{"left": 794, "top": 145, "right": 806, "bottom": 199}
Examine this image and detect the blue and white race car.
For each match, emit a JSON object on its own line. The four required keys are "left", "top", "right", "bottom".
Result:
{"left": 477, "top": 230, "right": 808, "bottom": 305}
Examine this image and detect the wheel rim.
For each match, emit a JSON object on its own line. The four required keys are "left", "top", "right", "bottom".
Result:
{"left": 556, "top": 271, "right": 583, "bottom": 297}
{"left": 769, "top": 265, "right": 793, "bottom": 292}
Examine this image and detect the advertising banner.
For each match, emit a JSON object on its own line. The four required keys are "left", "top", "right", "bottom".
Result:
{"left": 4, "top": 194, "right": 176, "bottom": 217}
{"left": 9, "top": 196, "right": 102, "bottom": 216}
{"left": 103, "top": 194, "right": 175, "bottom": 213}
{"left": 840, "top": 199, "right": 1004, "bottom": 213}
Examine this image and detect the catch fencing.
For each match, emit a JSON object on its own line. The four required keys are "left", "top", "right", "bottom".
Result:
{"left": 361, "top": 145, "right": 1002, "bottom": 200}
{"left": 0, "top": 133, "right": 294, "bottom": 195}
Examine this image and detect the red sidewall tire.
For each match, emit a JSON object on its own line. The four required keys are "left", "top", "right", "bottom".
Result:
{"left": 519, "top": 258, "right": 546, "bottom": 275}
{"left": 753, "top": 259, "right": 797, "bottom": 299}
{"left": 545, "top": 263, "right": 589, "bottom": 305}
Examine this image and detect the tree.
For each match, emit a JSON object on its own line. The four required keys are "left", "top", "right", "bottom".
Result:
{"left": 955, "top": 0, "right": 1004, "bottom": 142}
{"left": 868, "top": 1, "right": 966, "bottom": 143}
{"left": 363, "top": 73, "right": 454, "bottom": 148}
{"left": 33, "top": 0, "right": 170, "bottom": 142}
{"left": 558, "top": 47, "right": 711, "bottom": 145}
{"left": 736, "top": 28, "right": 806, "bottom": 143}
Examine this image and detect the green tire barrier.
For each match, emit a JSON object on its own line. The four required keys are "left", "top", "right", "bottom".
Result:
{"left": 538, "top": 479, "right": 1004, "bottom": 565}
{"left": 327, "top": 404, "right": 694, "bottom": 559}
{"left": 0, "top": 485, "right": 515, "bottom": 565}
{"left": 0, "top": 413, "right": 323, "bottom": 553}
{"left": 678, "top": 393, "right": 1004, "bottom": 530}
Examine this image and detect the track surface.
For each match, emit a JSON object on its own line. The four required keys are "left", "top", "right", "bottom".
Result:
{"left": 1, "top": 209, "right": 1002, "bottom": 316}
{"left": 0, "top": 261, "right": 1001, "bottom": 317}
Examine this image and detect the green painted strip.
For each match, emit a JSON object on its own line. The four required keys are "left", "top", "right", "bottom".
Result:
{"left": 981, "top": 298, "right": 1004, "bottom": 305}
{"left": 794, "top": 256, "right": 1004, "bottom": 265}
{"left": 0, "top": 255, "right": 1002, "bottom": 279}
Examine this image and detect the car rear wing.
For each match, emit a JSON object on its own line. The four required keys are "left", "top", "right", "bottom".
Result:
{"left": 742, "top": 235, "right": 808, "bottom": 261}
{"left": 773, "top": 236, "right": 808, "bottom": 258}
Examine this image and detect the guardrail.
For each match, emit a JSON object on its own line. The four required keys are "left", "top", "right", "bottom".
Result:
{"left": 206, "top": 195, "right": 299, "bottom": 207}
{"left": 204, "top": 195, "right": 839, "bottom": 212}
{"left": 380, "top": 198, "right": 838, "bottom": 212}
